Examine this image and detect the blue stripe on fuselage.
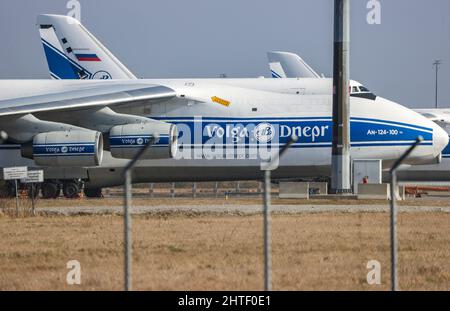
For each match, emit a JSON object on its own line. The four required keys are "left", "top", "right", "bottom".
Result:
{"left": 442, "top": 138, "right": 450, "bottom": 157}
{"left": 0, "top": 118, "right": 436, "bottom": 157}
{"left": 150, "top": 116, "right": 433, "bottom": 147}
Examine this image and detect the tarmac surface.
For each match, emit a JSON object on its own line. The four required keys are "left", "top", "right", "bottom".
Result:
{"left": 36, "top": 204, "right": 450, "bottom": 216}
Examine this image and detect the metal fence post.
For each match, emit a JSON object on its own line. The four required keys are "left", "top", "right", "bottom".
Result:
{"left": 262, "top": 135, "right": 298, "bottom": 291}
{"left": 124, "top": 169, "right": 132, "bottom": 291}
{"left": 149, "top": 183, "right": 154, "bottom": 198}
{"left": 123, "top": 135, "right": 158, "bottom": 291}
{"left": 263, "top": 169, "right": 272, "bottom": 291}
{"left": 15, "top": 179, "right": 19, "bottom": 216}
{"left": 192, "top": 182, "right": 197, "bottom": 198}
{"left": 31, "top": 183, "right": 36, "bottom": 217}
{"left": 389, "top": 136, "right": 423, "bottom": 291}
{"left": 389, "top": 169, "right": 398, "bottom": 291}
{"left": 171, "top": 182, "right": 175, "bottom": 198}
{"left": 214, "top": 181, "right": 219, "bottom": 198}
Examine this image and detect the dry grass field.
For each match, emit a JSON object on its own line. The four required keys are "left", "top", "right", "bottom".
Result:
{"left": 0, "top": 211, "right": 449, "bottom": 291}
{"left": 2, "top": 195, "right": 450, "bottom": 210}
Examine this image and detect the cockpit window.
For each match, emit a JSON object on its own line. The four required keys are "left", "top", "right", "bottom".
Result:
{"left": 350, "top": 84, "right": 377, "bottom": 100}
{"left": 359, "top": 86, "right": 370, "bottom": 92}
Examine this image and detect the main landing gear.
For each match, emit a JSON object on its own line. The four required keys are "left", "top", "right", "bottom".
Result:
{"left": 1, "top": 179, "right": 102, "bottom": 199}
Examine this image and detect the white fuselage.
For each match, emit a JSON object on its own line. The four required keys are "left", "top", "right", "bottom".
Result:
{"left": 0, "top": 78, "right": 447, "bottom": 187}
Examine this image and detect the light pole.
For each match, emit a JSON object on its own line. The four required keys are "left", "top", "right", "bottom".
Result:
{"left": 331, "top": 0, "right": 351, "bottom": 194}
{"left": 433, "top": 60, "right": 442, "bottom": 109}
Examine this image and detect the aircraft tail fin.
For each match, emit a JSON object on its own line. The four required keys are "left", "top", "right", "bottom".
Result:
{"left": 37, "top": 14, "right": 137, "bottom": 80}
{"left": 267, "top": 51, "right": 320, "bottom": 79}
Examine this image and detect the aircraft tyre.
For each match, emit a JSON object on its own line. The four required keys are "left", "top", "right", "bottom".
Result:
{"left": 84, "top": 187, "right": 103, "bottom": 198}
{"left": 63, "top": 181, "right": 80, "bottom": 199}
{"left": 41, "top": 181, "right": 61, "bottom": 199}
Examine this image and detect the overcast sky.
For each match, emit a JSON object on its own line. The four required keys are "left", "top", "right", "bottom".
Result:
{"left": 0, "top": 0, "right": 449, "bottom": 108}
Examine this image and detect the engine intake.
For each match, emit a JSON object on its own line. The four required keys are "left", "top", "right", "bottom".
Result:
{"left": 22, "top": 130, "right": 103, "bottom": 167}
{"left": 109, "top": 122, "right": 178, "bottom": 159}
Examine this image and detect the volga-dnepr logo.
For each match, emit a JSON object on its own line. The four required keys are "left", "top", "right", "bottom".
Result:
{"left": 254, "top": 123, "right": 275, "bottom": 143}
{"left": 136, "top": 138, "right": 144, "bottom": 145}
{"left": 92, "top": 71, "right": 112, "bottom": 79}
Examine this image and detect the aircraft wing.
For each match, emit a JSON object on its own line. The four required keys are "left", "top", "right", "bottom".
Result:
{"left": 0, "top": 83, "right": 176, "bottom": 119}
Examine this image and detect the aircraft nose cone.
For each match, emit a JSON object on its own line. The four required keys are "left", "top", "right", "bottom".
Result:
{"left": 432, "top": 124, "right": 449, "bottom": 157}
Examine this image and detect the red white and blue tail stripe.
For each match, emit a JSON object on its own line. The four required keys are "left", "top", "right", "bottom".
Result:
{"left": 75, "top": 53, "right": 101, "bottom": 62}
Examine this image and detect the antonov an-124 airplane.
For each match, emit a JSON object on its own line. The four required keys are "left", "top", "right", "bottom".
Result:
{"left": 267, "top": 51, "right": 450, "bottom": 183}
{"left": 0, "top": 15, "right": 447, "bottom": 199}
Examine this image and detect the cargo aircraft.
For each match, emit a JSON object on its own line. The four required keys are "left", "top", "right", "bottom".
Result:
{"left": 267, "top": 51, "right": 450, "bottom": 183}
{"left": 0, "top": 15, "right": 447, "bottom": 199}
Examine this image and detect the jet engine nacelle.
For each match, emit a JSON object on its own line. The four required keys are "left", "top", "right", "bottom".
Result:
{"left": 109, "top": 122, "right": 178, "bottom": 159}
{"left": 22, "top": 130, "right": 103, "bottom": 167}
